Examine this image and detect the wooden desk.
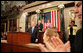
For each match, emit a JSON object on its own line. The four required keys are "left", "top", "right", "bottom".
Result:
{"left": 7, "top": 32, "right": 31, "bottom": 45}
{"left": 1, "top": 41, "right": 41, "bottom": 52}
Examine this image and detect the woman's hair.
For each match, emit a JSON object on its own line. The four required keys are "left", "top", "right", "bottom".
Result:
{"left": 43, "top": 28, "right": 59, "bottom": 42}
{"left": 45, "top": 28, "right": 59, "bottom": 37}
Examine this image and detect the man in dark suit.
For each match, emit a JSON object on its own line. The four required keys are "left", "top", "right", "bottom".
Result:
{"left": 72, "top": 1, "right": 82, "bottom": 52}
{"left": 30, "top": 22, "right": 39, "bottom": 43}
{"left": 73, "top": 28, "right": 82, "bottom": 52}
{"left": 36, "top": 20, "right": 43, "bottom": 31}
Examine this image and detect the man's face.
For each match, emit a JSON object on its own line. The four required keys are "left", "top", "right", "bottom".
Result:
{"left": 31, "top": 22, "right": 36, "bottom": 27}
{"left": 38, "top": 20, "right": 41, "bottom": 24}
{"left": 75, "top": 1, "right": 82, "bottom": 22}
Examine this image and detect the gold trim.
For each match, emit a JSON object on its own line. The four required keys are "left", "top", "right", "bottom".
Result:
{"left": 43, "top": 7, "right": 58, "bottom": 13}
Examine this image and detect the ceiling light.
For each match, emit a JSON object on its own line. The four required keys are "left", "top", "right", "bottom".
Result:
{"left": 47, "top": 3, "right": 51, "bottom": 6}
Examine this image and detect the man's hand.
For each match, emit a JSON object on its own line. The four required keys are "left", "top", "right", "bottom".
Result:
{"left": 35, "top": 39, "right": 38, "bottom": 42}
{"left": 38, "top": 36, "right": 70, "bottom": 52}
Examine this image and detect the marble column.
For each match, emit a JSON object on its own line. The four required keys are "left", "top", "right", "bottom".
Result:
{"left": 7, "top": 19, "right": 9, "bottom": 32}
{"left": 58, "top": 4, "right": 66, "bottom": 43}
{"left": 36, "top": 9, "right": 41, "bottom": 23}
{"left": 25, "top": 13, "right": 28, "bottom": 32}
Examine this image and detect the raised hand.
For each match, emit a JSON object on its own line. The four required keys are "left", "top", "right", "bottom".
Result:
{"left": 38, "top": 36, "right": 70, "bottom": 52}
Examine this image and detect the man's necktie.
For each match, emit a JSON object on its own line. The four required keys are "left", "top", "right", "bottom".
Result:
{"left": 32, "top": 27, "right": 34, "bottom": 33}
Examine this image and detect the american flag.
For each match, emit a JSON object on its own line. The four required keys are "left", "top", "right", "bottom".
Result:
{"left": 43, "top": 10, "right": 60, "bottom": 32}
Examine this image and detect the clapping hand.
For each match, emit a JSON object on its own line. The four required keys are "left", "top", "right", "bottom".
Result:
{"left": 38, "top": 36, "right": 70, "bottom": 52}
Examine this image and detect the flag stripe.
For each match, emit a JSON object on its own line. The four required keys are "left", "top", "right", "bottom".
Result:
{"left": 57, "top": 10, "right": 59, "bottom": 31}
{"left": 52, "top": 11, "right": 54, "bottom": 27}
{"left": 43, "top": 23, "right": 45, "bottom": 31}
{"left": 56, "top": 10, "right": 57, "bottom": 28}
{"left": 54, "top": 10, "right": 56, "bottom": 28}
{"left": 43, "top": 10, "right": 60, "bottom": 32}
{"left": 51, "top": 11, "right": 52, "bottom": 25}
{"left": 53, "top": 10, "right": 55, "bottom": 27}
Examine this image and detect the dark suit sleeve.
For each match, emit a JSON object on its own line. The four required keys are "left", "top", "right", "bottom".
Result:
{"left": 36, "top": 28, "right": 39, "bottom": 39}
{"left": 72, "top": 29, "right": 82, "bottom": 52}
{"left": 41, "top": 24, "right": 43, "bottom": 30}
{"left": 40, "top": 24, "right": 43, "bottom": 31}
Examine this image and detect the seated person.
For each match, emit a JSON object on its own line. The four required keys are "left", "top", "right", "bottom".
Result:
{"left": 43, "top": 28, "right": 59, "bottom": 43}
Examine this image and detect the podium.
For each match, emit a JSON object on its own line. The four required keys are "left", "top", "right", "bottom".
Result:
{"left": 7, "top": 32, "right": 62, "bottom": 45}
{"left": 7, "top": 32, "right": 31, "bottom": 45}
{"left": 38, "top": 32, "right": 44, "bottom": 43}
